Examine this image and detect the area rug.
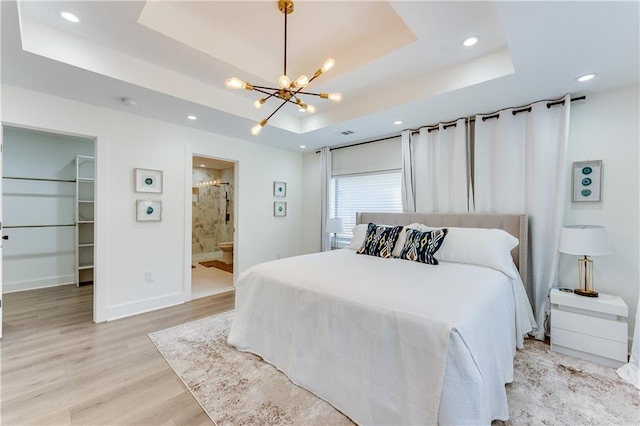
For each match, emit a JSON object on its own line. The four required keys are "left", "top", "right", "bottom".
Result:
{"left": 199, "top": 260, "right": 233, "bottom": 273}
{"left": 149, "top": 311, "right": 639, "bottom": 426}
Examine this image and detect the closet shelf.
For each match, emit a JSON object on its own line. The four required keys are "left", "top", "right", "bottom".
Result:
{"left": 77, "top": 221, "right": 95, "bottom": 224}
{"left": 78, "top": 200, "right": 95, "bottom": 203}
{"left": 78, "top": 243, "right": 94, "bottom": 248}
{"left": 78, "top": 264, "right": 94, "bottom": 270}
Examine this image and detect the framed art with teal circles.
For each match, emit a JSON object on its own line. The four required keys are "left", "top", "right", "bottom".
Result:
{"left": 136, "top": 199, "right": 162, "bottom": 221}
{"left": 572, "top": 160, "right": 602, "bottom": 202}
{"left": 274, "top": 201, "right": 287, "bottom": 217}
{"left": 135, "top": 168, "right": 163, "bottom": 193}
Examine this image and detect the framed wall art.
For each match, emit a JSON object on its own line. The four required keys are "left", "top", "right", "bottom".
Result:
{"left": 274, "top": 201, "right": 287, "bottom": 217}
{"left": 572, "top": 160, "right": 602, "bottom": 202}
{"left": 273, "top": 181, "right": 287, "bottom": 197}
{"left": 136, "top": 200, "right": 162, "bottom": 221}
{"left": 135, "top": 168, "right": 163, "bottom": 193}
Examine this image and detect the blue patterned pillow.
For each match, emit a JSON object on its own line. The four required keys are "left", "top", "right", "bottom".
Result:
{"left": 357, "top": 223, "right": 403, "bottom": 258}
{"left": 398, "top": 228, "right": 448, "bottom": 265}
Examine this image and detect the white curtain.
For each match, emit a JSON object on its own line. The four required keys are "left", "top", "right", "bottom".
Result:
{"left": 617, "top": 291, "right": 640, "bottom": 388}
{"left": 320, "top": 147, "right": 332, "bottom": 252}
{"left": 474, "top": 94, "right": 571, "bottom": 340}
{"left": 401, "top": 130, "right": 416, "bottom": 212}
{"left": 413, "top": 119, "right": 469, "bottom": 213}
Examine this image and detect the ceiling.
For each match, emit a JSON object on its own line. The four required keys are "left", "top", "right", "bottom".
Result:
{"left": 2, "top": 1, "right": 638, "bottom": 152}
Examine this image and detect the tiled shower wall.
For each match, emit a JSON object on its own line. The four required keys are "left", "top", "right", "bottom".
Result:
{"left": 192, "top": 167, "right": 234, "bottom": 256}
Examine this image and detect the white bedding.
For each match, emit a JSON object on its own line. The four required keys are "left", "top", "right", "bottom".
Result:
{"left": 228, "top": 249, "right": 534, "bottom": 425}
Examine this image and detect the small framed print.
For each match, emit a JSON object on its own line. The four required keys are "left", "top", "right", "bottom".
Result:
{"left": 572, "top": 160, "right": 602, "bottom": 202}
{"left": 274, "top": 201, "right": 287, "bottom": 217}
{"left": 137, "top": 200, "right": 162, "bottom": 221}
{"left": 273, "top": 181, "right": 287, "bottom": 197}
{"left": 135, "top": 168, "right": 163, "bottom": 193}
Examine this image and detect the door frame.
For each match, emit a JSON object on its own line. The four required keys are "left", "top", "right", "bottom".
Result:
{"left": 183, "top": 149, "right": 238, "bottom": 301}
{"left": 1, "top": 121, "right": 104, "bottom": 324}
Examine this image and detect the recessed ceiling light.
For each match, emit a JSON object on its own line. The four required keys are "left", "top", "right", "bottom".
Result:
{"left": 60, "top": 11, "right": 80, "bottom": 23}
{"left": 576, "top": 73, "right": 597, "bottom": 82}
{"left": 394, "top": 120, "right": 403, "bottom": 125}
{"left": 299, "top": 145, "right": 306, "bottom": 149}
{"left": 462, "top": 36, "right": 478, "bottom": 47}
{"left": 187, "top": 115, "right": 197, "bottom": 120}
{"left": 200, "top": 164, "right": 206, "bottom": 168}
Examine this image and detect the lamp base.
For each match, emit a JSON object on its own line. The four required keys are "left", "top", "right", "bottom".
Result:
{"left": 574, "top": 288, "right": 599, "bottom": 297}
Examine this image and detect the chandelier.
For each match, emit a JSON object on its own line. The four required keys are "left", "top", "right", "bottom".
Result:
{"left": 224, "top": 0, "right": 342, "bottom": 136}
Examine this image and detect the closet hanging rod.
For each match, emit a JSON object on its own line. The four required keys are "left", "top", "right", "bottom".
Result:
{"left": 3, "top": 176, "right": 76, "bottom": 183}
{"left": 3, "top": 224, "right": 76, "bottom": 229}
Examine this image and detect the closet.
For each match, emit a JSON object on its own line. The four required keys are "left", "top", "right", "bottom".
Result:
{"left": 2, "top": 127, "right": 95, "bottom": 294}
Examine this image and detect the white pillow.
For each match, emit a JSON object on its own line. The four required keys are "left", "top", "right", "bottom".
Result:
{"left": 346, "top": 224, "right": 369, "bottom": 250}
{"left": 436, "top": 226, "right": 519, "bottom": 275}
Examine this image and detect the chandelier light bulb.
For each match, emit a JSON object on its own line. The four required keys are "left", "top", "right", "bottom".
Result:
{"left": 321, "top": 58, "right": 335, "bottom": 73}
{"left": 225, "top": 77, "right": 246, "bottom": 90}
{"left": 251, "top": 119, "right": 268, "bottom": 136}
{"left": 278, "top": 75, "right": 291, "bottom": 88}
{"left": 294, "top": 75, "right": 310, "bottom": 88}
{"left": 328, "top": 92, "right": 342, "bottom": 103}
{"left": 254, "top": 98, "right": 266, "bottom": 109}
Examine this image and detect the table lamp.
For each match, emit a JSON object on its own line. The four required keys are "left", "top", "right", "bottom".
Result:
{"left": 559, "top": 225, "right": 611, "bottom": 297}
{"left": 326, "top": 218, "right": 344, "bottom": 250}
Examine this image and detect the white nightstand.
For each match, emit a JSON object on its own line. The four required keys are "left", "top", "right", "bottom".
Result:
{"left": 550, "top": 288, "right": 628, "bottom": 368}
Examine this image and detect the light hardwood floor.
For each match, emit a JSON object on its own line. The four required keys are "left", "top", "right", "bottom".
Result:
{"left": 1, "top": 284, "right": 234, "bottom": 425}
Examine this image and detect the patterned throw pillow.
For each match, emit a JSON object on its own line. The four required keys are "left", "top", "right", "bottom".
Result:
{"left": 398, "top": 228, "right": 448, "bottom": 265}
{"left": 357, "top": 223, "right": 403, "bottom": 258}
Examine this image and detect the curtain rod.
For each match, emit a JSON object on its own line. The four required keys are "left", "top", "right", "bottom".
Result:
{"left": 316, "top": 95, "right": 585, "bottom": 153}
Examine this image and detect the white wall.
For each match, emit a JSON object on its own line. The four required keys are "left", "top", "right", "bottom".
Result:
{"left": 301, "top": 85, "right": 639, "bottom": 344}
{"left": 1, "top": 85, "right": 303, "bottom": 322}
{"left": 560, "top": 84, "right": 639, "bottom": 343}
{"left": 2, "top": 127, "right": 94, "bottom": 292}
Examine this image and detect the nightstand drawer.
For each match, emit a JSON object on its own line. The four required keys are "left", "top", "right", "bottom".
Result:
{"left": 551, "top": 328, "right": 628, "bottom": 362}
{"left": 552, "top": 308, "right": 627, "bottom": 343}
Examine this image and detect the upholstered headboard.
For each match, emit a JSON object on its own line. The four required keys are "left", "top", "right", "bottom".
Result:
{"left": 356, "top": 212, "right": 529, "bottom": 290}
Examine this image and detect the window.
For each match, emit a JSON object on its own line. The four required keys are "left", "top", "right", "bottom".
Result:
{"left": 330, "top": 170, "right": 403, "bottom": 244}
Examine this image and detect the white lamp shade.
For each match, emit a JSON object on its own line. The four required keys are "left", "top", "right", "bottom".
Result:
{"left": 559, "top": 225, "right": 611, "bottom": 256}
{"left": 326, "top": 218, "right": 344, "bottom": 234}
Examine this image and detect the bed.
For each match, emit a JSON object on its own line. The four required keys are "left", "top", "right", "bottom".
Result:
{"left": 228, "top": 213, "right": 536, "bottom": 425}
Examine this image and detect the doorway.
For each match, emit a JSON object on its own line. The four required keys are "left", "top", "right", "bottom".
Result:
{"left": 2, "top": 126, "right": 96, "bottom": 332}
{"left": 190, "top": 155, "right": 235, "bottom": 299}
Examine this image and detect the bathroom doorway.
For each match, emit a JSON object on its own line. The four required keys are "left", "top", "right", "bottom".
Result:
{"left": 191, "top": 155, "right": 235, "bottom": 299}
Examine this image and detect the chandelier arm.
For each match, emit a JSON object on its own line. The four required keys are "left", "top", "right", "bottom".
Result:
{"left": 252, "top": 85, "right": 282, "bottom": 91}
{"left": 266, "top": 98, "right": 290, "bottom": 122}
{"left": 294, "top": 91, "right": 323, "bottom": 96}
{"left": 253, "top": 88, "right": 278, "bottom": 98}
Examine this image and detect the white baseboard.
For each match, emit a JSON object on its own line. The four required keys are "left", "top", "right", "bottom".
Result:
{"left": 106, "top": 292, "right": 185, "bottom": 321}
{"left": 3, "top": 275, "right": 75, "bottom": 293}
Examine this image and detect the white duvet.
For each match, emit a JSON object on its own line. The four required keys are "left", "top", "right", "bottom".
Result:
{"left": 228, "top": 249, "right": 534, "bottom": 425}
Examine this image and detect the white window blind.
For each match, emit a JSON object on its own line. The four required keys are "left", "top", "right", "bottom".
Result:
{"left": 330, "top": 170, "right": 403, "bottom": 240}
